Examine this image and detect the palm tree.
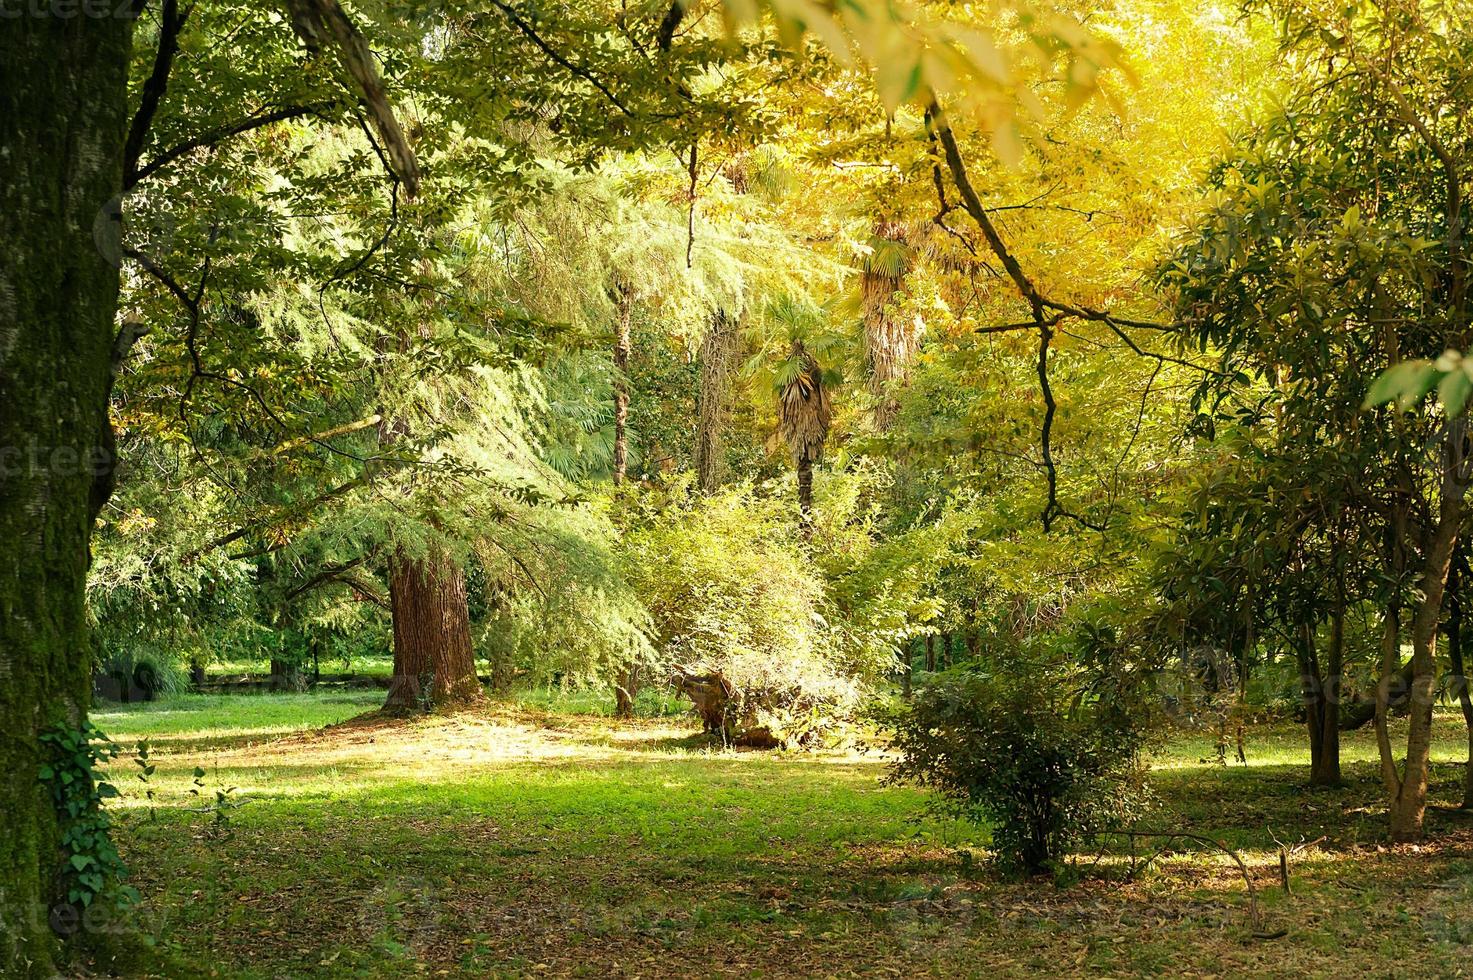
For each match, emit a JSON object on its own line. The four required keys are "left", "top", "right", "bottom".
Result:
{"left": 859, "top": 221, "right": 921, "bottom": 431}
{"left": 754, "top": 297, "right": 840, "bottom": 533}
{"left": 777, "top": 339, "right": 834, "bottom": 530}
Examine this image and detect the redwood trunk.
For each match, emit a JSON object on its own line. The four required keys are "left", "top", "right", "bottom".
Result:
{"left": 385, "top": 547, "right": 484, "bottom": 711}
{"left": 1, "top": 15, "right": 133, "bottom": 975}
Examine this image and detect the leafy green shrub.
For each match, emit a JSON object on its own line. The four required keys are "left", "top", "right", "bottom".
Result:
{"left": 622, "top": 480, "right": 863, "bottom": 746}
{"left": 93, "top": 646, "right": 189, "bottom": 703}
{"left": 883, "top": 668, "right": 1151, "bottom": 875}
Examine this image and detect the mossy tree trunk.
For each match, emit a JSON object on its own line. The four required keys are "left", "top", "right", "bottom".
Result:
{"left": 0, "top": 14, "right": 133, "bottom": 976}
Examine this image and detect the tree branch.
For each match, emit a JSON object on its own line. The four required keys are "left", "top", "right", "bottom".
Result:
{"left": 489, "top": 0, "right": 634, "bottom": 117}
{"left": 927, "top": 95, "right": 1220, "bottom": 531}
{"left": 285, "top": 0, "right": 421, "bottom": 194}
{"left": 655, "top": 0, "right": 684, "bottom": 51}
{"left": 180, "top": 477, "right": 368, "bottom": 563}
{"left": 124, "top": 0, "right": 190, "bottom": 186}
{"left": 127, "top": 103, "right": 330, "bottom": 189}
{"left": 284, "top": 555, "right": 373, "bottom": 603}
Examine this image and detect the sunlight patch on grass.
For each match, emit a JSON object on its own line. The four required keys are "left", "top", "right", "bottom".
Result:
{"left": 98, "top": 691, "right": 1473, "bottom": 978}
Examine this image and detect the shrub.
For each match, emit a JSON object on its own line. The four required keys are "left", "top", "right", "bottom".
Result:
{"left": 882, "top": 668, "right": 1151, "bottom": 875}
{"left": 622, "top": 480, "right": 861, "bottom": 746}
{"left": 93, "top": 646, "right": 190, "bottom": 703}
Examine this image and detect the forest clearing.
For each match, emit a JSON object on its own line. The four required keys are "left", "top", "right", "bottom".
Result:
{"left": 95, "top": 691, "right": 1473, "bottom": 978}
{"left": 7, "top": 0, "right": 1473, "bottom": 976}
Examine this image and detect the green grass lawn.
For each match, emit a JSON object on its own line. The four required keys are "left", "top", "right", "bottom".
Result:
{"left": 93, "top": 692, "right": 1473, "bottom": 978}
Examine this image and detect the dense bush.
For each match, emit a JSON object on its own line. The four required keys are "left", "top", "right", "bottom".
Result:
{"left": 621, "top": 480, "right": 866, "bottom": 746}
{"left": 883, "top": 668, "right": 1151, "bottom": 875}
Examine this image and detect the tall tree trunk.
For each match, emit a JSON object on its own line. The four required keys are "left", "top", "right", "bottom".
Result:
{"left": 611, "top": 284, "right": 632, "bottom": 487}
{"left": 606, "top": 286, "right": 647, "bottom": 718}
{"left": 1296, "top": 620, "right": 1341, "bottom": 786}
{"left": 1, "top": 16, "right": 133, "bottom": 975}
{"left": 613, "top": 664, "right": 639, "bottom": 719}
{"left": 964, "top": 597, "right": 980, "bottom": 661}
{"left": 1315, "top": 608, "right": 1344, "bottom": 785}
{"left": 385, "top": 547, "right": 484, "bottom": 711}
{"left": 796, "top": 453, "right": 814, "bottom": 532}
{"left": 269, "top": 656, "right": 307, "bottom": 693}
{"left": 925, "top": 634, "right": 936, "bottom": 672}
{"left": 375, "top": 263, "right": 482, "bottom": 714}
{"left": 1386, "top": 448, "right": 1466, "bottom": 841}
{"left": 694, "top": 308, "right": 737, "bottom": 493}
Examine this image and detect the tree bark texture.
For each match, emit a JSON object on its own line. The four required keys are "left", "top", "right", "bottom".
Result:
{"left": 860, "top": 222, "right": 920, "bottom": 431}
{"left": 385, "top": 546, "right": 484, "bottom": 711}
{"left": 0, "top": 14, "right": 133, "bottom": 975}
{"left": 694, "top": 309, "right": 737, "bottom": 493}
{"left": 1387, "top": 441, "right": 1466, "bottom": 841}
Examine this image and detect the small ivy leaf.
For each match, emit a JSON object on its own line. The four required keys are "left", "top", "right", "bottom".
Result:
{"left": 70, "top": 854, "right": 93, "bottom": 871}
